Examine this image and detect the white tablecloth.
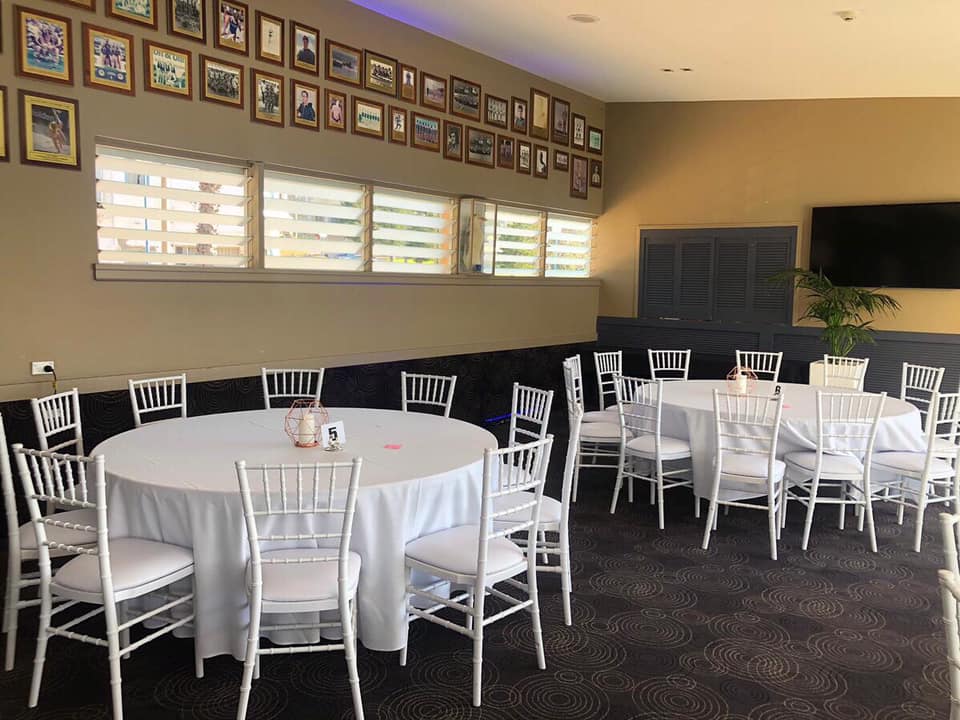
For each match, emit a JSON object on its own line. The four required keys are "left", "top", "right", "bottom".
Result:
{"left": 93, "top": 408, "right": 497, "bottom": 657}
{"left": 657, "top": 381, "right": 925, "bottom": 500}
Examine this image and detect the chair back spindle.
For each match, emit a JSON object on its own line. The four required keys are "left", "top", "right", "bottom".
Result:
{"left": 401, "top": 372, "right": 457, "bottom": 417}
{"left": 128, "top": 374, "right": 188, "bottom": 427}
{"left": 822, "top": 355, "right": 870, "bottom": 391}
{"left": 901, "top": 362, "right": 946, "bottom": 430}
{"left": 594, "top": 351, "right": 622, "bottom": 410}
{"left": 31, "top": 389, "right": 84, "bottom": 455}
{"left": 735, "top": 351, "right": 783, "bottom": 383}
{"left": 648, "top": 349, "right": 692, "bottom": 381}
{"left": 508, "top": 383, "right": 554, "bottom": 446}
{"left": 261, "top": 368, "right": 325, "bottom": 409}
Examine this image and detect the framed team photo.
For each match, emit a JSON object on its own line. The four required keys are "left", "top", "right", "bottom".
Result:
{"left": 400, "top": 64, "right": 416, "bottom": 102}
{"left": 443, "top": 120, "right": 462, "bottom": 161}
{"left": 168, "top": 0, "right": 205, "bottom": 43}
{"left": 106, "top": 0, "right": 158, "bottom": 29}
{"left": 511, "top": 96, "right": 528, "bottom": 135}
{"left": 450, "top": 76, "right": 481, "bottom": 121}
{"left": 533, "top": 144, "right": 549, "bottom": 179}
{"left": 529, "top": 88, "right": 550, "bottom": 140}
{"left": 16, "top": 7, "right": 73, "bottom": 85}
{"left": 213, "top": 0, "right": 248, "bottom": 56}
{"left": 19, "top": 90, "right": 80, "bottom": 170}
{"left": 201, "top": 54, "right": 243, "bottom": 108}
{"left": 570, "top": 154, "right": 589, "bottom": 199}
{"left": 144, "top": 40, "right": 191, "bottom": 99}
{"left": 352, "top": 96, "right": 384, "bottom": 140}
{"left": 255, "top": 11, "right": 284, "bottom": 66}
{"left": 571, "top": 113, "right": 586, "bottom": 151}
{"left": 324, "top": 88, "right": 346, "bottom": 132}
{"left": 83, "top": 24, "right": 134, "bottom": 96}
{"left": 420, "top": 72, "right": 446, "bottom": 111}
{"left": 290, "top": 21, "right": 319, "bottom": 75}
{"left": 496, "top": 134, "right": 514, "bottom": 170}
{"left": 251, "top": 69, "right": 282, "bottom": 126}
{"left": 590, "top": 158, "right": 603, "bottom": 188}
{"left": 411, "top": 112, "right": 440, "bottom": 152}
{"left": 389, "top": 106, "right": 406, "bottom": 145}
{"left": 588, "top": 126, "right": 604, "bottom": 155}
{"left": 291, "top": 79, "right": 319, "bottom": 130}
{"left": 364, "top": 50, "right": 398, "bottom": 98}
{"left": 551, "top": 97, "right": 570, "bottom": 146}
{"left": 554, "top": 149, "right": 569, "bottom": 172}
{"left": 325, "top": 39, "right": 361, "bottom": 87}
{"left": 0, "top": 87, "right": 8, "bottom": 162}
{"left": 517, "top": 140, "right": 531, "bottom": 175}
{"left": 466, "top": 126, "right": 494, "bottom": 168}
{"left": 485, "top": 94, "right": 508, "bottom": 129}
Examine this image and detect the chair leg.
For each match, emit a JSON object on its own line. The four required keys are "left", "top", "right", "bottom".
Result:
{"left": 801, "top": 477, "right": 820, "bottom": 551}
{"left": 914, "top": 476, "right": 930, "bottom": 553}
{"left": 694, "top": 494, "right": 700, "bottom": 519}
{"left": 28, "top": 584, "right": 51, "bottom": 708}
{"left": 767, "top": 503, "right": 778, "bottom": 561}
{"left": 342, "top": 594, "right": 364, "bottom": 720}
{"left": 572, "top": 449, "right": 581, "bottom": 503}
{"left": 838, "top": 482, "right": 847, "bottom": 530}
{"left": 465, "top": 588, "right": 474, "bottom": 632}
{"left": 538, "top": 531, "right": 548, "bottom": 565}
{"left": 104, "top": 601, "right": 124, "bottom": 720}
{"left": 471, "top": 584, "right": 486, "bottom": 707}
{"left": 655, "top": 463, "right": 666, "bottom": 531}
{"left": 559, "top": 530, "right": 572, "bottom": 627}
{"left": 627, "top": 477, "right": 634, "bottom": 504}
{"left": 193, "top": 578, "right": 204, "bottom": 679}
{"left": 236, "top": 596, "right": 261, "bottom": 720}
{"left": 4, "top": 560, "right": 19, "bottom": 672}
{"left": 119, "top": 603, "right": 131, "bottom": 661}
{"left": 528, "top": 573, "right": 546, "bottom": 673}
{"left": 864, "top": 489, "right": 878, "bottom": 553}
{"left": 610, "top": 452, "right": 626, "bottom": 514}
{"left": 897, "top": 478, "right": 906, "bottom": 525}
{"left": 399, "top": 566, "right": 411, "bottom": 667}
{"left": 701, "top": 497, "right": 718, "bottom": 550}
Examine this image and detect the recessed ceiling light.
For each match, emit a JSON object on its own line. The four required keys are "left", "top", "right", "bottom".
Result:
{"left": 567, "top": 13, "right": 600, "bottom": 24}
{"left": 661, "top": 68, "right": 674, "bottom": 73}
{"left": 680, "top": 67, "right": 693, "bottom": 72}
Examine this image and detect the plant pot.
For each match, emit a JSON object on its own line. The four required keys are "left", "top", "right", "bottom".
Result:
{"left": 808, "top": 360, "right": 826, "bottom": 387}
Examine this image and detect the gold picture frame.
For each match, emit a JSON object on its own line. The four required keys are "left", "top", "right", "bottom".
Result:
{"left": 0, "top": 87, "right": 8, "bottom": 162}
{"left": 200, "top": 54, "right": 244, "bottom": 108}
{"left": 290, "top": 21, "right": 320, "bottom": 75}
{"left": 19, "top": 89, "right": 80, "bottom": 169}
{"left": 168, "top": 0, "right": 205, "bottom": 43}
{"left": 106, "top": 0, "right": 158, "bottom": 29}
{"left": 529, "top": 88, "right": 550, "bottom": 140}
{"left": 15, "top": 6, "right": 74, "bottom": 85}
{"left": 213, "top": 0, "right": 248, "bottom": 56}
{"left": 83, "top": 23, "right": 135, "bottom": 96}
{"left": 144, "top": 40, "right": 192, "bottom": 99}
{"left": 291, "top": 79, "right": 319, "bottom": 130}
{"left": 251, "top": 69, "right": 283, "bottom": 126}
{"left": 255, "top": 10, "right": 284, "bottom": 66}
{"left": 352, "top": 96, "right": 385, "bottom": 140}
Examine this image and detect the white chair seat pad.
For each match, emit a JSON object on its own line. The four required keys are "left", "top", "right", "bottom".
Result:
{"left": 625, "top": 434, "right": 691, "bottom": 460}
{"left": 53, "top": 538, "right": 193, "bottom": 597}
{"left": 583, "top": 410, "right": 619, "bottom": 424}
{"left": 492, "top": 493, "right": 560, "bottom": 526}
{"left": 872, "top": 452, "right": 955, "bottom": 478}
{"left": 18, "top": 508, "right": 98, "bottom": 552}
{"left": 251, "top": 548, "right": 361, "bottom": 603}
{"left": 934, "top": 438, "right": 959, "bottom": 456}
{"left": 405, "top": 525, "right": 524, "bottom": 577}
{"left": 580, "top": 422, "right": 625, "bottom": 441}
{"left": 719, "top": 453, "right": 786, "bottom": 482}
{"left": 784, "top": 451, "right": 864, "bottom": 477}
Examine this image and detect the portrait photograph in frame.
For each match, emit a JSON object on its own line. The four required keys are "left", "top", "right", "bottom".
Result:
{"left": 255, "top": 10, "right": 284, "bottom": 66}
{"left": 511, "top": 96, "right": 528, "bottom": 135}
{"left": 291, "top": 79, "right": 319, "bottom": 130}
{"left": 588, "top": 125, "right": 604, "bottom": 155}
{"left": 389, "top": 105, "right": 406, "bottom": 145}
{"left": 450, "top": 76, "right": 480, "bottom": 121}
{"left": 325, "top": 39, "right": 361, "bottom": 87}
{"left": 106, "top": 0, "right": 157, "bottom": 29}
{"left": 570, "top": 154, "right": 589, "bottom": 199}
{"left": 590, "top": 158, "right": 603, "bottom": 188}
{"left": 144, "top": 40, "right": 191, "bottom": 99}
{"left": 496, "top": 134, "right": 514, "bottom": 170}
{"left": 466, "top": 126, "right": 495, "bottom": 168}
{"left": 352, "top": 96, "right": 385, "bottom": 139}
{"left": 201, "top": 54, "right": 243, "bottom": 108}
{"left": 400, "top": 64, "right": 416, "bottom": 102}
{"left": 443, "top": 120, "right": 462, "bottom": 161}
{"left": 0, "top": 87, "right": 8, "bottom": 162}
{"left": 571, "top": 112, "right": 586, "bottom": 151}
{"left": 411, "top": 112, "right": 440, "bottom": 152}
{"left": 16, "top": 7, "right": 74, "bottom": 85}
{"left": 364, "top": 50, "right": 398, "bottom": 98}
{"left": 324, "top": 88, "right": 346, "bottom": 131}
{"left": 291, "top": 21, "right": 319, "bottom": 75}
{"left": 551, "top": 96, "right": 570, "bottom": 146}
{"left": 533, "top": 143, "right": 549, "bottom": 179}
{"left": 19, "top": 89, "right": 80, "bottom": 170}
{"left": 554, "top": 149, "right": 569, "bottom": 172}
{"left": 213, "top": 0, "right": 248, "bottom": 56}
{"left": 529, "top": 88, "right": 550, "bottom": 140}
{"left": 83, "top": 23, "right": 135, "bottom": 96}
{"left": 420, "top": 72, "right": 446, "bottom": 111}
{"left": 485, "top": 94, "right": 508, "bottom": 129}
{"left": 251, "top": 68, "right": 283, "bottom": 126}
{"left": 168, "top": 0, "right": 205, "bottom": 43}
{"left": 517, "top": 140, "right": 531, "bottom": 174}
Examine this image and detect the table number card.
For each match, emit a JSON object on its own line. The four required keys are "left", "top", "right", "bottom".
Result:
{"left": 321, "top": 420, "right": 346, "bottom": 450}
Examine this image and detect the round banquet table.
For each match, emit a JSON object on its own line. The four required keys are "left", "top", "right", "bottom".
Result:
{"left": 93, "top": 408, "right": 497, "bottom": 658}
{"left": 657, "top": 380, "right": 926, "bottom": 500}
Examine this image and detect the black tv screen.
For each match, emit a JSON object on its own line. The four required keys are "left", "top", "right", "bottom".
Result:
{"left": 809, "top": 202, "right": 960, "bottom": 288}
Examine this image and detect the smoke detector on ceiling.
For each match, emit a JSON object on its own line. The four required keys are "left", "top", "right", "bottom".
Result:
{"left": 835, "top": 10, "right": 857, "bottom": 22}
{"left": 567, "top": 13, "right": 600, "bottom": 24}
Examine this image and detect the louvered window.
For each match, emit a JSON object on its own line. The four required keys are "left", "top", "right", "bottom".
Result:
{"left": 96, "top": 146, "right": 252, "bottom": 267}
{"left": 545, "top": 213, "right": 593, "bottom": 277}
{"left": 371, "top": 189, "right": 454, "bottom": 273}
{"left": 263, "top": 172, "right": 365, "bottom": 271}
{"left": 494, "top": 206, "right": 543, "bottom": 277}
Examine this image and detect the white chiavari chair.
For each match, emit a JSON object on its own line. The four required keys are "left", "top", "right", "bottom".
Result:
{"left": 648, "top": 349, "right": 692, "bottom": 381}
{"left": 822, "top": 355, "right": 870, "bottom": 391}
{"left": 31, "top": 389, "right": 84, "bottom": 454}
{"left": 261, "top": 368, "right": 325, "bottom": 409}
{"left": 564, "top": 355, "right": 617, "bottom": 423}
{"left": 939, "top": 511, "right": 960, "bottom": 720}
{"left": 507, "top": 383, "right": 553, "bottom": 447}
{"left": 901, "top": 362, "right": 945, "bottom": 431}
{"left": 594, "top": 351, "right": 622, "bottom": 412}
{"left": 735, "top": 351, "right": 783, "bottom": 383}
{"left": 784, "top": 391, "right": 886, "bottom": 552}
{"left": 400, "top": 436, "right": 552, "bottom": 707}
{"left": 702, "top": 391, "right": 785, "bottom": 559}
{"left": 612, "top": 376, "right": 693, "bottom": 523}
{"left": 235, "top": 458, "right": 365, "bottom": 720}
{"left": 128, "top": 374, "right": 188, "bottom": 428}
{"left": 401, "top": 371, "right": 457, "bottom": 417}
{"left": 13, "top": 446, "right": 199, "bottom": 720}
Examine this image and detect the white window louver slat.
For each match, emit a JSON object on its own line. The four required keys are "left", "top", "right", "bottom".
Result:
{"left": 494, "top": 206, "right": 543, "bottom": 277}
{"left": 371, "top": 189, "right": 453, "bottom": 274}
{"left": 545, "top": 213, "right": 594, "bottom": 278}
{"left": 263, "top": 172, "right": 365, "bottom": 271}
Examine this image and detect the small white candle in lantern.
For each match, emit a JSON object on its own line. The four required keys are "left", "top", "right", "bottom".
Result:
{"left": 735, "top": 372, "right": 748, "bottom": 395}
{"left": 296, "top": 411, "right": 317, "bottom": 446}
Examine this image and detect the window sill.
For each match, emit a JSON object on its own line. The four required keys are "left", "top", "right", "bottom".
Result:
{"left": 93, "top": 264, "right": 602, "bottom": 287}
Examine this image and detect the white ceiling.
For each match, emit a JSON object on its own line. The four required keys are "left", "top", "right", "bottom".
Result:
{"left": 350, "top": 0, "right": 960, "bottom": 102}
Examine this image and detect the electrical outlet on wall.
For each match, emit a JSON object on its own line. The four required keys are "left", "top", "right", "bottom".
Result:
{"left": 31, "top": 361, "right": 55, "bottom": 376}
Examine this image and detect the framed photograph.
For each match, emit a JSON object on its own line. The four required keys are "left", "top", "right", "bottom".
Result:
{"left": 590, "top": 158, "right": 603, "bottom": 188}
{"left": 213, "top": 0, "right": 248, "bottom": 56}
{"left": 324, "top": 88, "right": 346, "bottom": 131}
{"left": 144, "top": 40, "right": 191, "bottom": 99}
{"left": 570, "top": 154, "right": 589, "bottom": 199}
{"left": 325, "top": 40, "right": 361, "bottom": 87}
{"left": 529, "top": 88, "right": 550, "bottom": 140}
{"left": 0, "top": 87, "right": 8, "bottom": 162}
{"left": 291, "top": 21, "right": 319, "bottom": 75}
{"left": 466, "top": 126, "right": 494, "bottom": 168}
{"left": 411, "top": 112, "right": 440, "bottom": 152}
{"left": 251, "top": 69, "right": 282, "bottom": 126}
{"left": 496, "top": 134, "right": 514, "bottom": 170}
{"left": 554, "top": 149, "right": 569, "bottom": 172}
{"left": 443, "top": 120, "right": 462, "bottom": 161}
{"left": 255, "top": 11, "right": 283, "bottom": 66}
{"left": 16, "top": 7, "right": 73, "bottom": 85}
{"left": 19, "top": 90, "right": 80, "bottom": 169}
{"left": 570, "top": 113, "right": 586, "bottom": 151}
{"left": 400, "top": 64, "right": 416, "bottom": 102}
{"left": 168, "top": 0, "right": 205, "bottom": 43}
{"left": 588, "top": 126, "right": 604, "bottom": 155}
{"left": 450, "top": 76, "right": 481, "bottom": 121}
{"left": 83, "top": 24, "right": 134, "bottom": 96}
{"left": 291, "top": 79, "right": 319, "bottom": 130}
{"left": 55, "top": 0, "right": 95, "bottom": 8}
{"left": 389, "top": 105, "right": 406, "bottom": 145}
{"left": 551, "top": 97, "right": 570, "bottom": 146}
{"left": 517, "top": 140, "right": 531, "bottom": 174}
{"left": 364, "top": 50, "right": 397, "bottom": 98}
{"left": 106, "top": 0, "right": 157, "bottom": 29}
{"left": 352, "top": 96, "right": 384, "bottom": 139}
{"left": 201, "top": 54, "right": 243, "bottom": 107}
{"left": 485, "top": 95, "right": 508, "bottom": 129}
{"left": 511, "top": 96, "right": 528, "bottom": 135}
{"left": 420, "top": 72, "right": 446, "bottom": 111}
{"left": 533, "top": 144, "right": 549, "bottom": 179}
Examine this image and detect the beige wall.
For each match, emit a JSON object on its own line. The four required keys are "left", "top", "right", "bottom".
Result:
{"left": 0, "top": 0, "right": 604, "bottom": 401}
{"left": 596, "top": 98, "right": 960, "bottom": 332}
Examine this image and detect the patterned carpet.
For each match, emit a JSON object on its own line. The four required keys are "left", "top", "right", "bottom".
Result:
{"left": 0, "top": 468, "right": 950, "bottom": 720}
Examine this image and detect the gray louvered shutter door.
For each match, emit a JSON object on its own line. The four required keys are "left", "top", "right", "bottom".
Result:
{"left": 676, "top": 239, "right": 715, "bottom": 320}
{"left": 641, "top": 238, "right": 677, "bottom": 318}
{"left": 715, "top": 239, "right": 750, "bottom": 321}
{"left": 751, "top": 237, "right": 793, "bottom": 321}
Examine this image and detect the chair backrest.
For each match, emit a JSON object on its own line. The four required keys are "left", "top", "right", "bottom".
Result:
{"left": 735, "top": 351, "right": 783, "bottom": 383}
{"left": 563, "top": 356, "right": 588, "bottom": 412}
{"left": 261, "top": 368, "right": 325, "bottom": 409}
{"left": 822, "top": 355, "right": 869, "bottom": 391}
{"left": 932, "top": 392, "right": 960, "bottom": 458}
{"left": 942, "top": 511, "right": 960, "bottom": 578}
{"left": 594, "top": 350, "right": 622, "bottom": 410}
{"left": 31, "top": 388, "right": 84, "bottom": 455}
{"left": 614, "top": 375, "right": 662, "bottom": 445}
{"left": 713, "top": 390, "right": 784, "bottom": 489}
{"left": 813, "top": 391, "right": 886, "bottom": 464}
{"left": 128, "top": 374, "right": 188, "bottom": 428}
{"left": 901, "top": 362, "right": 945, "bottom": 429}
{"left": 648, "top": 349, "right": 691, "bottom": 381}
{"left": 401, "top": 371, "right": 457, "bottom": 417}
{"left": 1, "top": 413, "right": 20, "bottom": 562}
{"left": 236, "top": 459, "right": 362, "bottom": 605}
{"left": 508, "top": 383, "right": 554, "bottom": 446}
{"left": 937, "top": 566, "right": 960, "bottom": 715}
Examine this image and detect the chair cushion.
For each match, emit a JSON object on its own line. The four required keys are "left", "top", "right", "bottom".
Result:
{"left": 250, "top": 548, "right": 361, "bottom": 603}
{"left": 583, "top": 410, "right": 619, "bottom": 424}
{"left": 18, "top": 508, "right": 97, "bottom": 553}
{"left": 53, "top": 538, "right": 193, "bottom": 598}
{"left": 872, "top": 452, "right": 956, "bottom": 478}
{"left": 492, "top": 493, "right": 561, "bottom": 526}
{"left": 934, "top": 438, "right": 959, "bottom": 456}
{"left": 625, "top": 434, "right": 691, "bottom": 460}
{"left": 580, "top": 422, "right": 624, "bottom": 442}
{"left": 784, "top": 451, "right": 863, "bottom": 477}
{"left": 405, "top": 525, "right": 525, "bottom": 577}
{"left": 718, "top": 452, "right": 786, "bottom": 482}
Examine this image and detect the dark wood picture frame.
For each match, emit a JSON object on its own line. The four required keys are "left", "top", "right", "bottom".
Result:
{"left": 571, "top": 112, "right": 586, "bottom": 151}
{"left": 533, "top": 144, "right": 549, "bottom": 179}
{"left": 15, "top": 6, "right": 74, "bottom": 85}
{"left": 420, "top": 72, "right": 446, "bottom": 111}
{"left": 551, "top": 96, "right": 570, "bottom": 146}
{"left": 590, "top": 158, "right": 603, "bottom": 188}
{"left": 143, "top": 39, "right": 192, "bottom": 99}
{"left": 290, "top": 21, "right": 320, "bottom": 75}
{"left": 529, "top": 87, "right": 550, "bottom": 140}
{"left": 352, "top": 96, "right": 385, "bottom": 140}
{"left": 168, "top": 0, "right": 206, "bottom": 43}
{"left": 587, "top": 125, "right": 604, "bottom": 155}
{"left": 496, "top": 134, "right": 515, "bottom": 170}
{"left": 290, "top": 78, "right": 320, "bottom": 130}
{"left": 411, "top": 111, "right": 441, "bottom": 152}
{"left": 212, "top": 0, "right": 249, "bottom": 56}
{"left": 200, "top": 53, "right": 244, "bottom": 108}
{"left": 325, "top": 39, "right": 362, "bottom": 87}
{"left": 554, "top": 149, "right": 569, "bottom": 172}
{"left": 511, "top": 96, "right": 528, "bottom": 135}
{"left": 389, "top": 105, "right": 407, "bottom": 145}
{"left": 465, "top": 126, "right": 495, "bottom": 168}
{"left": 56, "top": 0, "right": 95, "bottom": 9}
{"left": 443, "top": 119, "right": 462, "bottom": 161}
{"left": 18, "top": 88, "right": 81, "bottom": 170}
{"left": 364, "top": 50, "right": 398, "bottom": 98}
{"left": 485, "top": 94, "right": 508, "bottom": 129}
{"left": 0, "top": 86, "right": 9, "bottom": 162}
{"left": 82, "top": 23, "right": 135, "bottom": 96}
{"left": 250, "top": 68, "right": 283, "bottom": 126}
{"left": 255, "top": 10, "right": 284, "bottom": 66}
{"left": 516, "top": 140, "right": 531, "bottom": 175}
{"left": 449, "top": 75, "right": 481, "bottom": 121}
{"left": 399, "top": 64, "right": 416, "bottom": 102}
{"left": 324, "top": 88, "right": 346, "bottom": 132}
{"left": 570, "top": 154, "right": 589, "bottom": 198}
{"left": 106, "top": 0, "right": 157, "bottom": 29}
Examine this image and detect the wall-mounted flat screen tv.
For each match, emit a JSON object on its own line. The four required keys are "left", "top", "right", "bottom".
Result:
{"left": 809, "top": 201, "right": 960, "bottom": 288}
